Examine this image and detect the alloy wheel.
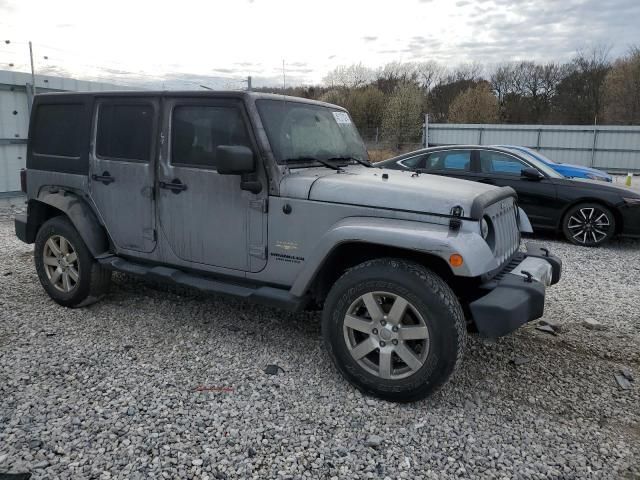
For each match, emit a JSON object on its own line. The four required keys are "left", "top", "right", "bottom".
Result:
{"left": 343, "top": 291, "right": 430, "bottom": 380}
{"left": 43, "top": 235, "right": 80, "bottom": 292}
{"left": 566, "top": 207, "right": 612, "bottom": 245}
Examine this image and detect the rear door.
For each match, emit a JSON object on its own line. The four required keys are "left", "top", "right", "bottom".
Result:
{"left": 474, "top": 149, "right": 558, "bottom": 229}
{"left": 419, "top": 149, "right": 476, "bottom": 181}
{"left": 89, "top": 98, "right": 159, "bottom": 252}
{"left": 156, "top": 97, "right": 267, "bottom": 272}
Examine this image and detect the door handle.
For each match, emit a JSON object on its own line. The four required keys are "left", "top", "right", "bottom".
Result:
{"left": 159, "top": 179, "right": 188, "bottom": 193}
{"left": 479, "top": 178, "right": 495, "bottom": 185}
{"left": 91, "top": 171, "right": 115, "bottom": 185}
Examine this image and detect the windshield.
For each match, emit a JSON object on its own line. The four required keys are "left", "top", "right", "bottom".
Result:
{"left": 507, "top": 148, "right": 564, "bottom": 178}
{"left": 256, "top": 99, "right": 368, "bottom": 166}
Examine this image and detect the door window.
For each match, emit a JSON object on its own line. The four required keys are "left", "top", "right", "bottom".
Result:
{"left": 422, "top": 150, "right": 471, "bottom": 172}
{"left": 479, "top": 150, "right": 527, "bottom": 175}
{"left": 96, "top": 103, "right": 154, "bottom": 162}
{"left": 171, "top": 106, "right": 251, "bottom": 169}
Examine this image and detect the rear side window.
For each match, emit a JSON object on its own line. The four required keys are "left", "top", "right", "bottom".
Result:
{"left": 32, "top": 104, "right": 84, "bottom": 157}
{"left": 423, "top": 151, "right": 471, "bottom": 171}
{"left": 399, "top": 155, "right": 426, "bottom": 169}
{"left": 171, "top": 106, "right": 251, "bottom": 169}
{"left": 96, "top": 103, "right": 154, "bottom": 161}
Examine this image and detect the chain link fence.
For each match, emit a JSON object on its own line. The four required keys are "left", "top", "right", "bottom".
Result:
{"left": 360, "top": 127, "right": 424, "bottom": 162}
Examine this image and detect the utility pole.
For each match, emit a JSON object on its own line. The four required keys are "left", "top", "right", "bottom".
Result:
{"left": 29, "top": 41, "right": 36, "bottom": 95}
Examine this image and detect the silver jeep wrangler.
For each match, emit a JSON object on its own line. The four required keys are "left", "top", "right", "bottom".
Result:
{"left": 15, "top": 91, "right": 561, "bottom": 401}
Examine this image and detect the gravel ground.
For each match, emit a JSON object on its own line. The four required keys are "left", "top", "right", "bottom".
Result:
{"left": 0, "top": 207, "right": 639, "bottom": 480}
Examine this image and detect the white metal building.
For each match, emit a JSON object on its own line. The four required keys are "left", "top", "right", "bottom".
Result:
{"left": 0, "top": 70, "right": 128, "bottom": 196}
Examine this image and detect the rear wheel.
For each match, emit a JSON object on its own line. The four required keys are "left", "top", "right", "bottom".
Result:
{"left": 322, "top": 258, "right": 466, "bottom": 402}
{"left": 34, "top": 216, "right": 111, "bottom": 307}
{"left": 562, "top": 203, "right": 615, "bottom": 247}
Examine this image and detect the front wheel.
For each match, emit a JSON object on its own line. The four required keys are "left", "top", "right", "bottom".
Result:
{"left": 34, "top": 216, "right": 111, "bottom": 307}
{"left": 322, "top": 258, "right": 466, "bottom": 402}
{"left": 562, "top": 203, "right": 616, "bottom": 247}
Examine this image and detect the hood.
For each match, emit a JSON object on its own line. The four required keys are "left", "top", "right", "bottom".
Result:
{"left": 280, "top": 165, "right": 504, "bottom": 217}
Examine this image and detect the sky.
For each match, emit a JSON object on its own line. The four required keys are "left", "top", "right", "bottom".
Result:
{"left": 1, "top": 0, "right": 639, "bottom": 89}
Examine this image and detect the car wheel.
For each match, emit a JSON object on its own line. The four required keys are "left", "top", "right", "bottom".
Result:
{"left": 322, "top": 258, "right": 466, "bottom": 402}
{"left": 562, "top": 203, "right": 616, "bottom": 247}
{"left": 34, "top": 216, "right": 111, "bottom": 307}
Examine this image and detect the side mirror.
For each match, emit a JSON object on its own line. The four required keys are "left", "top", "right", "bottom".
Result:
{"left": 216, "top": 145, "right": 255, "bottom": 175}
{"left": 521, "top": 167, "right": 544, "bottom": 181}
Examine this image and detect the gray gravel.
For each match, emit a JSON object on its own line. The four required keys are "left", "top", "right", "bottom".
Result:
{"left": 1, "top": 207, "right": 639, "bottom": 479}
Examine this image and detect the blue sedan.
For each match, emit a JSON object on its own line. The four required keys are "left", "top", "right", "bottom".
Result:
{"left": 500, "top": 145, "right": 612, "bottom": 182}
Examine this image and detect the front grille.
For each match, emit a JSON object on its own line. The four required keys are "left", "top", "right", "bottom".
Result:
{"left": 486, "top": 198, "right": 520, "bottom": 267}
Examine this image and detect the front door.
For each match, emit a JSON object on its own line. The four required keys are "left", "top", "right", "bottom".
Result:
{"left": 89, "top": 98, "right": 158, "bottom": 252}
{"left": 474, "top": 149, "right": 559, "bottom": 229}
{"left": 157, "top": 98, "right": 267, "bottom": 272}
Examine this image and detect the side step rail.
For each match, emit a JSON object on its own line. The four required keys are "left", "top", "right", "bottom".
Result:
{"left": 97, "top": 256, "right": 307, "bottom": 312}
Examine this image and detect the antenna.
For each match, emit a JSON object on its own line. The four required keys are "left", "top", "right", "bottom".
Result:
{"left": 282, "top": 59, "right": 286, "bottom": 89}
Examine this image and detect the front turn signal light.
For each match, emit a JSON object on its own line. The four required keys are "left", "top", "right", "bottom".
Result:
{"left": 449, "top": 254, "right": 464, "bottom": 267}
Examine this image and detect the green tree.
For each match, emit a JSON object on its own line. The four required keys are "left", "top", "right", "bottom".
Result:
{"left": 381, "top": 83, "right": 425, "bottom": 149}
{"left": 448, "top": 83, "right": 499, "bottom": 123}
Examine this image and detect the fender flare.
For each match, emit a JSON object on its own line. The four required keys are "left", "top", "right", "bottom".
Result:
{"left": 35, "top": 189, "right": 109, "bottom": 257}
{"left": 289, "top": 217, "right": 498, "bottom": 297}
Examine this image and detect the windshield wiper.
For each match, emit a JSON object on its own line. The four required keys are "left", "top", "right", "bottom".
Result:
{"left": 327, "top": 156, "right": 373, "bottom": 168}
{"left": 283, "top": 156, "right": 343, "bottom": 171}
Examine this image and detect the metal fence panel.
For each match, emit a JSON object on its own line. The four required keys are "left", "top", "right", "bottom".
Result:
{"left": 0, "top": 144, "right": 25, "bottom": 192}
{"left": 428, "top": 123, "right": 640, "bottom": 173}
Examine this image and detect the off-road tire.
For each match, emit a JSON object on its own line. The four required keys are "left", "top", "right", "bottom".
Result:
{"left": 562, "top": 202, "right": 616, "bottom": 247}
{"left": 34, "top": 216, "right": 111, "bottom": 307}
{"left": 322, "top": 258, "right": 466, "bottom": 402}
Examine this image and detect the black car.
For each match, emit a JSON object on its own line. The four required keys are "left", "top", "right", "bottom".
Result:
{"left": 379, "top": 145, "right": 640, "bottom": 247}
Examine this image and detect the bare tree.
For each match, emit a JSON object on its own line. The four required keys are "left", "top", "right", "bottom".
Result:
{"left": 450, "top": 62, "right": 484, "bottom": 82}
{"left": 414, "top": 61, "right": 444, "bottom": 91}
{"left": 374, "top": 62, "right": 419, "bottom": 94}
{"left": 603, "top": 46, "right": 640, "bottom": 124}
{"left": 322, "top": 63, "right": 374, "bottom": 89}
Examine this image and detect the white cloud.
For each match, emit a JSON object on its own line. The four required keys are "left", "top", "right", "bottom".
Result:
{"left": 0, "top": 0, "right": 637, "bottom": 87}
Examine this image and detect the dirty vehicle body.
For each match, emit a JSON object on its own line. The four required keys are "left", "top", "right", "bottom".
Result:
{"left": 15, "top": 91, "right": 561, "bottom": 401}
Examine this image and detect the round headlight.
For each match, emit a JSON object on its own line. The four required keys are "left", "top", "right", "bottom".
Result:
{"left": 480, "top": 217, "right": 490, "bottom": 239}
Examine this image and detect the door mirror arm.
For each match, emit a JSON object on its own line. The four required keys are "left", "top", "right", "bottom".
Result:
{"left": 240, "top": 178, "right": 262, "bottom": 194}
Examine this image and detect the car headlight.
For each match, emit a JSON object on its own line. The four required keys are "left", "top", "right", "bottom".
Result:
{"left": 623, "top": 197, "right": 640, "bottom": 206}
{"left": 480, "top": 217, "right": 490, "bottom": 239}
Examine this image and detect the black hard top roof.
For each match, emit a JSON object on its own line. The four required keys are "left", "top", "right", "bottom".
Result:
{"left": 34, "top": 90, "right": 344, "bottom": 110}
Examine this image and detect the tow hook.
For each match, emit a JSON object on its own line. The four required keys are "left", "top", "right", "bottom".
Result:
{"left": 521, "top": 270, "right": 534, "bottom": 283}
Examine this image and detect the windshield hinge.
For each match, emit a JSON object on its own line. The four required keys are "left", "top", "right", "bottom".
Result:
{"left": 249, "top": 198, "right": 268, "bottom": 213}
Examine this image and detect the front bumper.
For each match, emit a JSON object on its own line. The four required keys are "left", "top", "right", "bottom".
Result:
{"left": 469, "top": 244, "right": 562, "bottom": 338}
